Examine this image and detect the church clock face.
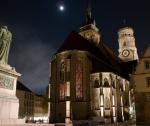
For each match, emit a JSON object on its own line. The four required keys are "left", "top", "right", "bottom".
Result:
{"left": 122, "top": 49, "right": 130, "bottom": 57}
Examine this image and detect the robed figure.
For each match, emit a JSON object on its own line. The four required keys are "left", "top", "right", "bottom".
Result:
{"left": 0, "top": 26, "right": 12, "bottom": 64}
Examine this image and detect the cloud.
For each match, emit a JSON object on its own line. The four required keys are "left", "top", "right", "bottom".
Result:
{"left": 9, "top": 24, "right": 55, "bottom": 94}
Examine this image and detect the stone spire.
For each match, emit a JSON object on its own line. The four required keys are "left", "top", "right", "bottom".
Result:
{"left": 79, "top": 0, "right": 100, "bottom": 45}
{"left": 85, "top": 0, "right": 92, "bottom": 24}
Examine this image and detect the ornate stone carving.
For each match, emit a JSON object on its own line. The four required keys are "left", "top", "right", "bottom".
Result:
{"left": 0, "top": 74, "right": 14, "bottom": 90}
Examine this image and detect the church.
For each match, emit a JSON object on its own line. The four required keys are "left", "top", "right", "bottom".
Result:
{"left": 49, "top": 1, "right": 138, "bottom": 124}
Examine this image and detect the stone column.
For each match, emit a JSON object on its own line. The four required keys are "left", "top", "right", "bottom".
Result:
{"left": 100, "top": 89, "right": 104, "bottom": 117}
{"left": 48, "top": 63, "right": 51, "bottom": 123}
{"left": 65, "top": 82, "right": 71, "bottom": 124}
{"left": 120, "top": 95, "right": 124, "bottom": 121}
{"left": 111, "top": 95, "right": 116, "bottom": 123}
{"left": 48, "top": 84, "right": 51, "bottom": 123}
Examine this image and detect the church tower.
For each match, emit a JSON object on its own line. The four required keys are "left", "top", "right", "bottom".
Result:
{"left": 79, "top": 0, "right": 100, "bottom": 45}
{"left": 118, "top": 27, "right": 139, "bottom": 62}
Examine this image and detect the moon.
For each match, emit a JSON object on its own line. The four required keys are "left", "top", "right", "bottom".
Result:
{"left": 59, "top": 4, "right": 65, "bottom": 12}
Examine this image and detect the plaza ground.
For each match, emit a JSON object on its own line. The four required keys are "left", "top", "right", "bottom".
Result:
{"left": 4, "top": 123, "right": 137, "bottom": 126}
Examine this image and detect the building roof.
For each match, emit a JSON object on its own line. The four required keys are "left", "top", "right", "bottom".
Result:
{"left": 56, "top": 31, "right": 137, "bottom": 80}
{"left": 17, "top": 81, "right": 33, "bottom": 93}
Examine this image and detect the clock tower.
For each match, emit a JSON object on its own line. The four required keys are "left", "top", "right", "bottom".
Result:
{"left": 118, "top": 27, "right": 139, "bottom": 62}
{"left": 79, "top": 0, "right": 100, "bottom": 45}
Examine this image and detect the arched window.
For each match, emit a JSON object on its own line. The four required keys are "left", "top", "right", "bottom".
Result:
{"left": 75, "top": 60, "right": 83, "bottom": 99}
{"left": 59, "top": 83, "right": 66, "bottom": 100}
{"left": 59, "top": 60, "right": 66, "bottom": 100}
{"left": 105, "top": 97, "right": 110, "bottom": 109}
{"left": 94, "top": 78, "right": 100, "bottom": 88}
{"left": 60, "top": 61, "right": 65, "bottom": 82}
{"left": 104, "top": 78, "right": 109, "bottom": 87}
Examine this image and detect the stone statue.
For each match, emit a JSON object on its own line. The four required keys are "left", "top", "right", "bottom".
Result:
{"left": 0, "top": 26, "right": 12, "bottom": 65}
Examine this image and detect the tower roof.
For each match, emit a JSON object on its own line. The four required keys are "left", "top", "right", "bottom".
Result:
{"left": 83, "top": 0, "right": 95, "bottom": 25}
{"left": 118, "top": 26, "right": 134, "bottom": 33}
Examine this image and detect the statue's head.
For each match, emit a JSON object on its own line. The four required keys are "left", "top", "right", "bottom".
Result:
{"left": 1, "top": 26, "right": 8, "bottom": 30}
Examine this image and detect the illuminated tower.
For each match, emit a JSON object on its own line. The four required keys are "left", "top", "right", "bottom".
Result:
{"left": 79, "top": 0, "right": 100, "bottom": 45}
{"left": 118, "top": 27, "right": 139, "bottom": 62}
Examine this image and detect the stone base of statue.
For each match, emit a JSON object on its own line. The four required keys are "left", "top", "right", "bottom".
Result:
{"left": 0, "top": 64, "right": 25, "bottom": 125}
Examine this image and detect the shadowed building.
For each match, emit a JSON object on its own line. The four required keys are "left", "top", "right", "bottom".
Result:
{"left": 133, "top": 44, "right": 150, "bottom": 124}
{"left": 16, "top": 81, "right": 34, "bottom": 119}
{"left": 49, "top": 1, "right": 138, "bottom": 124}
{"left": 34, "top": 94, "right": 48, "bottom": 121}
{"left": 16, "top": 81, "right": 48, "bottom": 122}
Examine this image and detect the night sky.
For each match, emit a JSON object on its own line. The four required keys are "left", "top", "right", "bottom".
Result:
{"left": 0, "top": 0, "right": 150, "bottom": 94}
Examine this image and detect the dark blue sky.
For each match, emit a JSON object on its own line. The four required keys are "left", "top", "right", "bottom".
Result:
{"left": 0, "top": 0, "right": 150, "bottom": 94}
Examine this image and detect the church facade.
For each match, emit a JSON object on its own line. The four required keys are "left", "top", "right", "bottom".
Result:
{"left": 49, "top": 3, "right": 138, "bottom": 124}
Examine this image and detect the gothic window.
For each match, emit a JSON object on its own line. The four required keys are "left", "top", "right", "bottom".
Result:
{"left": 105, "top": 97, "right": 110, "bottom": 109}
{"left": 66, "top": 59, "right": 70, "bottom": 81}
{"left": 60, "top": 61, "right": 65, "bottom": 82}
{"left": 75, "top": 60, "right": 83, "bottom": 99}
{"left": 104, "top": 78, "right": 109, "bottom": 87}
{"left": 94, "top": 78, "right": 100, "bottom": 88}
{"left": 59, "top": 83, "right": 67, "bottom": 100}
{"left": 59, "top": 60, "right": 66, "bottom": 100}
{"left": 66, "top": 59, "right": 70, "bottom": 72}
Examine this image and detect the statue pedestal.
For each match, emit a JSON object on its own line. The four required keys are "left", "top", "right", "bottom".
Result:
{"left": 0, "top": 65, "right": 25, "bottom": 125}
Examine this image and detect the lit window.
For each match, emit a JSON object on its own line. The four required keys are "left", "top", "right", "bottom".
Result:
{"left": 66, "top": 59, "right": 70, "bottom": 81}
{"left": 144, "top": 60, "right": 150, "bottom": 69}
{"left": 66, "top": 59, "right": 70, "bottom": 72}
{"left": 104, "top": 78, "right": 109, "bottom": 87}
{"left": 146, "top": 77, "right": 150, "bottom": 87}
{"left": 59, "top": 83, "right": 67, "bottom": 100}
{"left": 75, "top": 60, "right": 83, "bottom": 99}
{"left": 105, "top": 97, "right": 110, "bottom": 109}
{"left": 60, "top": 60, "right": 65, "bottom": 82}
{"left": 94, "top": 78, "right": 100, "bottom": 88}
{"left": 59, "top": 60, "right": 66, "bottom": 100}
